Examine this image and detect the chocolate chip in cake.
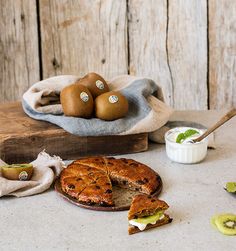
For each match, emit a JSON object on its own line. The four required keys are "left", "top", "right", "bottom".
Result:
{"left": 151, "top": 199, "right": 156, "bottom": 202}
{"left": 136, "top": 178, "right": 149, "bottom": 185}
{"left": 143, "top": 178, "right": 149, "bottom": 183}
{"left": 99, "top": 201, "right": 107, "bottom": 206}
{"left": 121, "top": 158, "right": 129, "bottom": 164}
{"left": 148, "top": 195, "right": 152, "bottom": 199}
{"left": 156, "top": 175, "right": 161, "bottom": 182}
{"left": 91, "top": 181, "right": 96, "bottom": 184}
{"left": 112, "top": 180, "right": 118, "bottom": 185}
{"left": 108, "top": 162, "right": 114, "bottom": 166}
{"left": 130, "top": 163, "right": 138, "bottom": 167}
{"left": 136, "top": 180, "right": 145, "bottom": 185}
{"left": 76, "top": 178, "right": 82, "bottom": 181}
{"left": 87, "top": 200, "right": 95, "bottom": 205}
{"left": 105, "top": 189, "right": 112, "bottom": 194}
{"left": 68, "top": 184, "right": 75, "bottom": 189}
{"left": 95, "top": 185, "right": 100, "bottom": 189}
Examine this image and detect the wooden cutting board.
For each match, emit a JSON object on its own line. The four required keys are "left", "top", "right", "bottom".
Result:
{"left": 0, "top": 102, "right": 148, "bottom": 163}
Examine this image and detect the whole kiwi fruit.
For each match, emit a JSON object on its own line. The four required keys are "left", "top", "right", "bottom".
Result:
{"left": 60, "top": 83, "right": 93, "bottom": 118}
{"left": 78, "top": 72, "right": 109, "bottom": 98}
{"left": 95, "top": 91, "right": 129, "bottom": 121}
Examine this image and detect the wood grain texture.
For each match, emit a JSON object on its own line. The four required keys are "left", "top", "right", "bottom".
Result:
{"left": 0, "top": 102, "right": 148, "bottom": 163}
{"left": 128, "top": 0, "right": 173, "bottom": 105}
{"left": 0, "top": 0, "right": 39, "bottom": 102}
{"left": 209, "top": 0, "right": 236, "bottom": 109}
{"left": 167, "top": 0, "right": 208, "bottom": 109}
{"left": 39, "top": 0, "right": 128, "bottom": 80}
{"left": 1, "top": 0, "right": 236, "bottom": 110}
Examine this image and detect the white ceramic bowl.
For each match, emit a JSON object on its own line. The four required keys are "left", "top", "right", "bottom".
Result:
{"left": 165, "top": 127, "right": 208, "bottom": 164}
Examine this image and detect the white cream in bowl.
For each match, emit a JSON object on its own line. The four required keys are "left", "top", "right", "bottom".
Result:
{"left": 165, "top": 127, "right": 208, "bottom": 164}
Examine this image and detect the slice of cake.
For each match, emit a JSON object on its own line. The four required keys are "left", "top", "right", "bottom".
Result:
{"left": 74, "top": 157, "right": 108, "bottom": 174}
{"left": 128, "top": 194, "right": 172, "bottom": 235}
{"left": 105, "top": 158, "right": 160, "bottom": 194}
{"left": 60, "top": 162, "right": 114, "bottom": 206}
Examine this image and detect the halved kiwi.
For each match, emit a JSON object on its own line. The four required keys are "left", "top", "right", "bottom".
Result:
{"left": 225, "top": 182, "right": 236, "bottom": 194}
{"left": 1, "top": 164, "right": 34, "bottom": 181}
{"left": 211, "top": 214, "right": 236, "bottom": 235}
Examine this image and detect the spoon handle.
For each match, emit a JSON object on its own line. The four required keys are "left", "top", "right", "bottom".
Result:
{"left": 194, "top": 108, "right": 236, "bottom": 143}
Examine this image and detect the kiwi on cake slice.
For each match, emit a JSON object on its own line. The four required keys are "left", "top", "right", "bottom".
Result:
{"left": 128, "top": 194, "right": 172, "bottom": 235}
{"left": 211, "top": 213, "right": 236, "bottom": 236}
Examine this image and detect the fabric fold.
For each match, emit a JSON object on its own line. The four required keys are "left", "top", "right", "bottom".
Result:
{"left": 0, "top": 151, "right": 65, "bottom": 197}
{"left": 22, "top": 75, "right": 173, "bottom": 136}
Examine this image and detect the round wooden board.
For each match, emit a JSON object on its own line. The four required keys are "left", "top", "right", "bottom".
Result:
{"left": 55, "top": 177, "right": 163, "bottom": 212}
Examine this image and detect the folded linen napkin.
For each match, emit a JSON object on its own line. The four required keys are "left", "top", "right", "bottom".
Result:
{"left": 22, "top": 75, "right": 173, "bottom": 136}
{"left": 0, "top": 151, "right": 65, "bottom": 197}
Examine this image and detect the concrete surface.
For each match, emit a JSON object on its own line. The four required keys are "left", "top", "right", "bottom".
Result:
{"left": 0, "top": 111, "right": 236, "bottom": 251}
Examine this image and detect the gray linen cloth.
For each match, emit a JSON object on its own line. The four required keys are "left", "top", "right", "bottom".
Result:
{"left": 22, "top": 75, "right": 173, "bottom": 136}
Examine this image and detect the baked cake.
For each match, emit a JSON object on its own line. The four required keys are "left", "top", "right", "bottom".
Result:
{"left": 60, "top": 157, "right": 161, "bottom": 207}
{"left": 128, "top": 194, "right": 172, "bottom": 234}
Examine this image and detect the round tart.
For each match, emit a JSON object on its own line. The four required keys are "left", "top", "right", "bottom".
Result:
{"left": 60, "top": 157, "right": 161, "bottom": 207}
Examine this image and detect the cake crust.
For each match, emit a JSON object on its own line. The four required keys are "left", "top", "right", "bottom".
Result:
{"left": 128, "top": 194, "right": 169, "bottom": 220}
{"left": 128, "top": 194, "right": 172, "bottom": 235}
{"left": 60, "top": 157, "right": 161, "bottom": 207}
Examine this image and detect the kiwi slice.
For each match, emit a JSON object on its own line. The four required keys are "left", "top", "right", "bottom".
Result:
{"left": 210, "top": 215, "right": 218, "bottom": 229}
{"left": 225, "top": 182, "right": 236, "bottom": 193}
{"left": 212, "top": 214, "right": 236, "bottom": 235}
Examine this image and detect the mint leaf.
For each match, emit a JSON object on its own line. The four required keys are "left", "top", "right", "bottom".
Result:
{"left": 176, "top": 129, "right": 199, "bottom": 143}
{"left": 176, "top": 133, "right": 185, "bottom": 143}
{"left": 184, "top": 129, "right": 199, "bottom": 138}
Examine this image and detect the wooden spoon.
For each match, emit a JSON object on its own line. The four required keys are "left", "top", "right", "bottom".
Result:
{"left": 192, "top": 108, "right": 236, "bottom": 143}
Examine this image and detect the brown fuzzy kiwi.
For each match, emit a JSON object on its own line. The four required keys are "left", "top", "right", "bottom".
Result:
{"left": 77, "top": 72, "right": 109, "bottom": 98}
{"left": 95, "top": 91, "right": 129, "bottom": 121}
{"left": 1, "top": 164, "right": 34, "bottom": 181}
{"left": 60, "top": 83, "right": 94, "bottom": 118}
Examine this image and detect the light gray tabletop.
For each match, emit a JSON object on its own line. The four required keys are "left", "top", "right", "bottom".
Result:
{"left": 0, "top": 111, "right": 236, "bottom": 251}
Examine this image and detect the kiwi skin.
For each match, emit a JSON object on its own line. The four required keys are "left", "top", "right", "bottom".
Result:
{"left": 1, "top": 164, "right": 33, "bottom": 181}
{"left": 95, "top": 91, "right": 129, "bottom": 121}
{"left": 60, "top": 83, "right": 94, "bottom": 118}
{"left": 78, "top": 72, "right": 109, "bottom": 98}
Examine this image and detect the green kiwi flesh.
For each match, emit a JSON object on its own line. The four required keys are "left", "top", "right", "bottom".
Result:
{"left": 1, "top": 164, "right": 34, "bottom": 180}
{"left": 211, "top": 214, "right": 236, "bottom": 235}
{"left": 226, "top": 182, "right": 236, "bottom": 193}
{"left": 210, "top": 215, "right": 218, "bottom": 229}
